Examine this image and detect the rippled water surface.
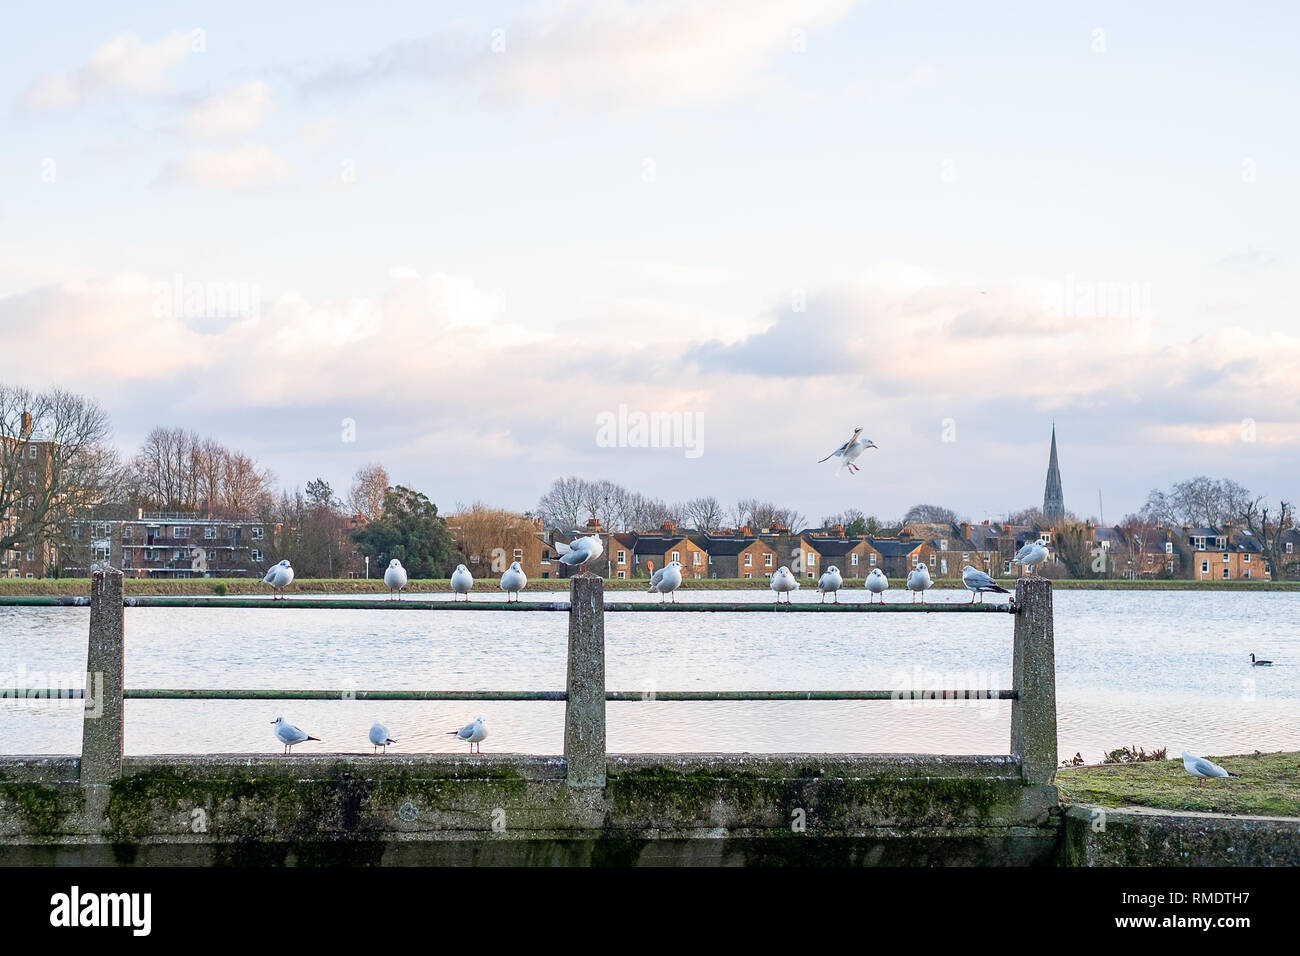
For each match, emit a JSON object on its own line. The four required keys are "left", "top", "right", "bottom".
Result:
{"left": 1, "top": 589, "right": 1296, "bottom": 761}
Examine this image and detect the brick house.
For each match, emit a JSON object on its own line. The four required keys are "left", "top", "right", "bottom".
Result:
{"left": 1183, "top": 525, "right": 1272, "bottom": 581}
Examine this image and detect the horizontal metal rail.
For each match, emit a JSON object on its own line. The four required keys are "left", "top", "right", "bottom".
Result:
{"left": 6, "top": 688, "right": 1018, "bottom": 701}
{"left": 0, "top": 595, "right": 1016, "bottom": 612}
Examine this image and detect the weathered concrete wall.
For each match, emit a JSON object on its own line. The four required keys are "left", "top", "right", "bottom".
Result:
{"left": 0, "top": 753, "right": 1061, "bottom": 866}
{"left": 1062, "top": 804, "right": 1300, "bottom": 866}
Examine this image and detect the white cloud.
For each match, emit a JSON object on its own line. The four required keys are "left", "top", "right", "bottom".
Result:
{"left": 180, "top": 82, "right": 273, "bottom": 139}
{"left": 163, "top": 145, "right": 293, "bottom": 190}
{"left": 308, "top": 0, "right": 861, "bottom": 112}
{"left": 18, "top": 30, "right": 197, "bottom": 111}
{"left": 297, "top": 117, "right": 340, "bottom": 146}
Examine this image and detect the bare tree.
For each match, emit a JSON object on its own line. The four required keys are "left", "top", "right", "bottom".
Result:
{"left": 536, "top": 475, "right": 588, "bottom": 529}
{"left": 1234, "top": 496, "right": 1294, "bottom": 580}
{"left": 1, "top": 385, "right": 117, "bottom": 563}
{"left": 347, "top": 463, "right": 390, "bottom": 522}
{"left": 1143, "top": 477, "right": 1252, "bottom": 528}
{"left": 903, "top": 503, "right": 961, "bottom": 525}
{"left": 681, "top": 496, "right": 724, "bottom": 533}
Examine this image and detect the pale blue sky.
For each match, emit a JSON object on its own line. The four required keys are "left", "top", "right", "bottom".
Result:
{"left": 2, "top": 1, "right": 1297, "bottom": 523}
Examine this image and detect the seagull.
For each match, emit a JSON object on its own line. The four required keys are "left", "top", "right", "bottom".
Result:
{"left": 1012, "top": 539, "right": 1051, "bottom": 575}
{"left": 383, "top": 558, "right": 408, "bottom": 600}
{"left": 500, "top": 561, "right": 527, "bottom": 602}
{"left": 1250, "top": 654, "right": 1273, "bottom": 667}
{"left": 817, "top": 427, "right": 878, "bottom": 476}
{"left": 1181, "top": 750, "right": 1239, "bottom": 785}
{"left": 448, "top": 716, "right": 488, "bottom": 754}
{"left": 770, "top": 566, "right": 800, "bottom": 603}
{"left": 369, "top": 720, "right": 395, "bottom": 754}
{"left": 865, "top": 567, "right": 889, "bottom": 604}
{"left": 263, "top": 559, "right": 294, "bottom": 600}
{"left": 961, "top": 565, "right": 1010, "bottom": 603}
{"left": 816, "top": 564, "right": 843, "bottom": 603}
{"left": 647, "top": 560, "right": 684, "bottom": 602}
{"left": 555, "top": 534, "right": 604, "bottom": 572}
{"left": 906, "top": 563, "right": 933, "bottom": 602}
{"left": 450, "top": 564, "right": 474, "bottom": 601}
{"left": 272, "top": 716, "right": 318, "bottom": 755}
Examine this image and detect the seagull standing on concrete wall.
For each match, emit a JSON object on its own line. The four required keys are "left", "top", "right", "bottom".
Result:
{"left": 449, "top": 716, "right": 488, "bottom": 753}
{"left": 369, "top": 721, "right": 395, "bottom": 754}
{"left": 272, "top": 716, "right": 318, "bottom": 755}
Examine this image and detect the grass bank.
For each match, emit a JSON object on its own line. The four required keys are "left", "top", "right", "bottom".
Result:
{"left": 1, "top": 576, "right": 1298, "bottom": 597}
{"left": 1055, "top": 751, "right": 1300, "bottom": 817}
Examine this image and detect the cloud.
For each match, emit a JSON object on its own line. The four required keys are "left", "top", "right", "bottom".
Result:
{"left": 161, "top": 145, "right": 293, "bottom": 190}
{"left": 306, "top": 0, "right": 861, "bottom": 111}
{"left": 180, "top": 82, "right": 273, "bottom": 139}
{"left": 297, "top": 117, "right": 339, "bottom": 146}
{"left": 17, "top": 30, "right": 197, "bottom": 111}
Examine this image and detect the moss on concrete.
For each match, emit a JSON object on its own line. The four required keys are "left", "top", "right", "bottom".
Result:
{"left": 0, "top": 783, "right": 80, "bottom": 838}
{"left": 1056, "top": 750, "right": 1300, "bottom": 817}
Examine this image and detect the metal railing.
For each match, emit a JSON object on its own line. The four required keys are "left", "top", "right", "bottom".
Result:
{"left": 10, "top": 569, "right": 1057, "bottom": 792}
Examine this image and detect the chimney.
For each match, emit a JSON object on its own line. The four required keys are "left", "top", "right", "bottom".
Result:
{"left": 739, "top": 525, "right": 752, "bottom": 537}
{"left": 961, "top": 522, "right": 971, "bottom": 541}
{"left": 662, "top": 519, "right": 675, "bottom": 535}
{"left": 586, "top": 517, "right": 602, "bottom": 532}
{"left": 19, "top": 411, "right": 32, "bottom": 440}
{"left": 831, "top": 524, "right": 844, "bottom": 537}
{"left": 137, "top": 508, "right": 144, "bottom": 520}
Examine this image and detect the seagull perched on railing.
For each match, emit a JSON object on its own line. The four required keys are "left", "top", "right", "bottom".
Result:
{"left": 817, "top": 427, "right": 877, "bottom": 476}
{"left": 647, "top": 560, "right": 683, "bottom": 602}
{"left": 450, "top": 564, "right": 474, "bottom": 601}
{"left": 1013, "top": 539, "right": 1050, "bottom": 574}
{"left": 865, "top": 567, "right": 889, "bottom": 604}
{"left": 906, "top": 563, "right": 933, "bottom": 602}
{"left": 272, "top": 716, "right": 318, "bottom": 755}
{"left": 770, "top": 566, "right": 800, "bottom": 603}
{"left": 1181, "top": 751, "right": 1239, "bottom": 785}
{"left": 816, "top": 565, "right": 843, "bottom": 603}
{"left": 384, "top": 558, "right": 408, "bottom": 600}
{"left": 500, "top": 561, "right": 527, "bottom": 602}
{"left": 556, "top": 534, "right": 604, "bottom": 572}
{"left": 961, "top": 565, "right": 1009, "bottom": 603}
{"left": 449, "top": 716, "right": 488, "bottom": 754}
{"left": 263, "top": 559, "right": 294, "bottom": 599}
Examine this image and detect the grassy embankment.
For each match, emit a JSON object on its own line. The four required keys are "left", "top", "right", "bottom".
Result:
{"left": 1, "top": 576, "right": 1298, "bottom": 596}
{"left": 1055, "top": 751, "right": 1300, "bottom": 817}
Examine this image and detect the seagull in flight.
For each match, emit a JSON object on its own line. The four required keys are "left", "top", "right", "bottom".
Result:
{"left": 818, "top": 427, "right": 877, "bottom": 476}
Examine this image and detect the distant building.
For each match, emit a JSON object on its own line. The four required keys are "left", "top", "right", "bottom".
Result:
{"left": 1042, "top": 425, "right": 1065, "bottom": 526}
{"left": 62, "top": 511, "right": 275, "bottom": 578}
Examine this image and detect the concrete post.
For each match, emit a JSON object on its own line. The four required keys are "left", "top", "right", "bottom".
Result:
{"left": 81, "top": 568, "right": 125, "bottom": 824}
{"left": 564, "top": 573, "right": 606, "bottom": 787}
{"left": 1011, "top": 576, "right": 1057, "bottom": 785}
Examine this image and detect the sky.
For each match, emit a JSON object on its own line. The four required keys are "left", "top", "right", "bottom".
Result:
{"left": 2, "top": 0, "right": 1298, "bottom": 525}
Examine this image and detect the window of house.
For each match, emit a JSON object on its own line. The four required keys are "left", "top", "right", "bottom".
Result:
{"left": 252, "top": 549, "right": 263, "bottom": 562}
{"left": 614, "top": 550, "right": 625, "bottom": 563}
{"left": 513, "top": 549, "right": 523, "bottom": 562}
{"left": 1003, "top": 561, "right": 1012, "bottom": 574}
{"left": 1244, "top": 553, "right": 1251, "bottom": 563}
{"left": 1288, "top": 542, "right": 1294, "bottom": 554}
{"left": 939, "top": 539, "right": 948, "bottom": 551}
{"left": 671, "top": 551, "right": 680, "bottom": 563}
{"left": 29, "top": 446, "right": 37, "bottom": 459}
{"left": 984, "top": 552, "right": 991, "bottom": 562}
{"left": 1201, "top": 560, "right": 1208, "bottom": 573}
{"left": 744, "top": 572, "right": 752, "bottom": 579}
{"left": 71, "top": 526, "right": 82, "bottom": 539}
{"left": 808, "top": 553, "right": 816, "bottom": 566}
{"left": 850, "top": 553, "right": 859, "bottom": 566}
{"left": 205, "top": 527, "right": 216, "bottom": 539}
{"left": 869, "top": 553, "right": 877, "bottom": 565}
{"left": 95, "top": 547, "right": 110, "bottom": 561}
{"left": 693, "top": 552, "right": 702, "bottom": 565}
{"left": 1244, "top": 570, "right": 1251, "bottom": 579}
{"left": 25, "top": 550, "right": 33, "bottom": 561}
{"left": 1165, "top": 542, "right": 1172, "bottom": 554}
{"left": 251, "top": 526, "right": 264, "bottom": 539}
{"left": 175, "top": 526, "right": 189, "bottom": 538}
{"left": 929, "top": 553, "right": 937, "bottom": 567}
{"left": 173, "top": 550, "right": 182, "bottom": 560}
{"left": 743, "top": 554, "right": 752, "bottom": 567}
{"left": 617, "top": 571, "right": 625, "bottom": 579}
{"left": 1223, "top": 552, "right": 1230, "bottom": 563}
{"left": 962, "top": 552, "right": 969, "bottom": 562}
{"left": 27, "top": 496, "right": 34, "bottom": 509}
{"left": 122, "top": 526, "right": 131, "bottom": 541}
{"left": 764, "top": 553, "right": 773, "bottom": 568}
{"left": 1223, "top": 567, "right": 1230, "bottom": 580}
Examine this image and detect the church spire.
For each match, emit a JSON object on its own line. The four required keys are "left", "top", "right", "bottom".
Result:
{"left": 1043, "top": 425, "right": 1065, "bottom": 526}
